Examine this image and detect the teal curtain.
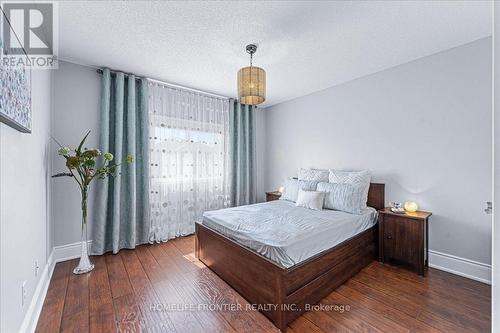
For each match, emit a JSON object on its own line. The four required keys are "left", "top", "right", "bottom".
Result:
{"left": 92, "top": 69, "right": 150, "bottom": 254}
{"left": 230, "top": 100, "right": 256, "bottom": 206}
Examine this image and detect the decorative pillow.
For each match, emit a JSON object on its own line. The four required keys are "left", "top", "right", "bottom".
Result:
{"left": 317, "top": 182, "right": 365, "bottom": 214}
{"left": 295, "top": 189, "right": 325, "bottom": 210}
{"left": 298, "top": 168, "right": 329, "bottom": 182}
{"left": 280, "top": 179, "right": 319, "bottom": 202}
{"left": 328, "top": 169, "right": 371, "bottom": 208}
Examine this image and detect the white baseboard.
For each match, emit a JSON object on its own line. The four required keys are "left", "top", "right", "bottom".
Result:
{"left": 19, "top": 241, "right": 91, "bottom": 333}
{"left": 429, "top": 250, "right": 491, "bottom": 284}
{"left": 52, "top": 240, "right": 92, "bottom": 263}
{"left": 18, "top": 251, "right": 56, "bottom": 333}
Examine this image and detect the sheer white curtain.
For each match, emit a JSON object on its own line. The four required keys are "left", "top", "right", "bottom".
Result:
{"left": 148, "top": 82, "right": 231, "bottom": 242}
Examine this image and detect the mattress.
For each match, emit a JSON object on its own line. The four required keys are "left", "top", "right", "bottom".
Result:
{"left": 200, "top": 200, "right": 378, "bottom": 268}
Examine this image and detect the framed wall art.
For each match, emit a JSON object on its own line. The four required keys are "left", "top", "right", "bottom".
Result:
{"left": 0, "top": 9, "right": 32, "bottom": 133}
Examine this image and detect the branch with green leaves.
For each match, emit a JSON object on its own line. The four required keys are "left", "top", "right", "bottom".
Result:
{"left": 52, "top": 130, "right": 133, "bottom": 190}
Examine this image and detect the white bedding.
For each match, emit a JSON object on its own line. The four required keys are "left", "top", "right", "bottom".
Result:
{"left": 200, "top": 200, "right": 377, "bottom": 268}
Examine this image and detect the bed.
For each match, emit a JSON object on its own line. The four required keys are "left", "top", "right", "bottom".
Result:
{"left": 195, "top": 183, "right": 385, "bottom": 332}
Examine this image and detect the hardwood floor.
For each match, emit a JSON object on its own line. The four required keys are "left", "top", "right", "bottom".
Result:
{"left": 36, "top": 236, "right": 491, "bottom": 333}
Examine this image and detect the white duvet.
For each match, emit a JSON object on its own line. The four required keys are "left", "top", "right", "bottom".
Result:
{"left": 200, "top": 200, "right": 377, "bottom": 268}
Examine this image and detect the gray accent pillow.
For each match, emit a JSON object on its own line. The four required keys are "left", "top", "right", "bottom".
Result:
{"left": 328, "top": 169, "right": 371, "bottom": 209}
{"left": 317, "top": 182, "right": 365, "bottom": 214}
{"left": 280, "top": 179, "right": 319, "bottom": 202}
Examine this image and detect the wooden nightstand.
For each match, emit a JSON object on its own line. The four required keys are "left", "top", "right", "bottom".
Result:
{"left": 378, "top": 208, "right": 432, "bottom": 276}
{"left": 266, "top": 191, "right": 282, "bottom": 202}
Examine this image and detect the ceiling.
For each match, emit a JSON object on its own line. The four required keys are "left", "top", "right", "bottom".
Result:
{"left": 59, "top": 1, "right": 492, "bottom": 107}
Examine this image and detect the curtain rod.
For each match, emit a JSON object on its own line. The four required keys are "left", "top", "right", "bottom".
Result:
{"left": 96, "top": 68, "right": 231, "bottom": 100}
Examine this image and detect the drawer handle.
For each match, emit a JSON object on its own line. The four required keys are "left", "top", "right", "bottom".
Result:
{"left": 386, "top": 234, "right": 392, "bottom": 239}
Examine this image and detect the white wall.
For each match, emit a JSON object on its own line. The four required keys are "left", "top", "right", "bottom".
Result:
{"left": 0, "top": 70, "right": 52, "bottom": 332}
{"left": 263, "top": 38, "right": 492, "bottom": 273}
{"left": 52, "top": 61, "right": 100, "bottom": 247}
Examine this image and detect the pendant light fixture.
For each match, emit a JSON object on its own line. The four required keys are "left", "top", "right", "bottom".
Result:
{"left": 237, "top": 44, "right": 266, "bottom": 105}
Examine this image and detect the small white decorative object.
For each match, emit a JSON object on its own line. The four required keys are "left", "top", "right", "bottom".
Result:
{"left": 390, "top": 202, "right": 402, "bottom": 209}
{"left": 390, "top": 201, "right": 405, "bottom": 214}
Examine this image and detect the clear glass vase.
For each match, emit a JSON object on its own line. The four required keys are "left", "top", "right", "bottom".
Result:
{"left": 73, "top": 186, "right": 94, "bottom": 274}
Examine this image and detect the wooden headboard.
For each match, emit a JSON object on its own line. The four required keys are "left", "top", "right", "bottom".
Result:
{"left": 368, "top": 183, "right": 385, "bottom": 210}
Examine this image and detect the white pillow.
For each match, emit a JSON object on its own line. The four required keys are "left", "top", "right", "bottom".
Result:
{"left": 296, "top": 189, "right": 325, "bottom": 210}
{"left": 280, "top": 179, "right": 319, "bottom": 202}
{"left": 328, "top": 169, "right": 371, "bottom": 208}
{"left": 317, "top": 182, "right": 364, "bottom": 214}
{"left": 298, "top": 168, "right": 329, "bottom": 182}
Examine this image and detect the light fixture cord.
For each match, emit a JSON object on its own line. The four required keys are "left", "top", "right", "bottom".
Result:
{"left": 250, "top": 52, "right": 253, "bottom": 67}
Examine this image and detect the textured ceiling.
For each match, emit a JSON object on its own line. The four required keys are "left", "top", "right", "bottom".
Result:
{"left": 59, "top": 1, "right": 491, "bottom": 107}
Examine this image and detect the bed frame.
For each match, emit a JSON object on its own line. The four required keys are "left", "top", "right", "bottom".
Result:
{"left": 195, "top": 183, "right": 385, "bottom": 332}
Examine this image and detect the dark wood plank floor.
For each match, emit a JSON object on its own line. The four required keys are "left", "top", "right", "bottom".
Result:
{"left": 36, "top": 236, "right": 491, "bottom": 333}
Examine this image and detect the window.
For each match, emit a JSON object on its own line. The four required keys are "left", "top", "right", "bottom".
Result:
{"left": 148, "top": 82, "right": 230, "bottom": 241}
